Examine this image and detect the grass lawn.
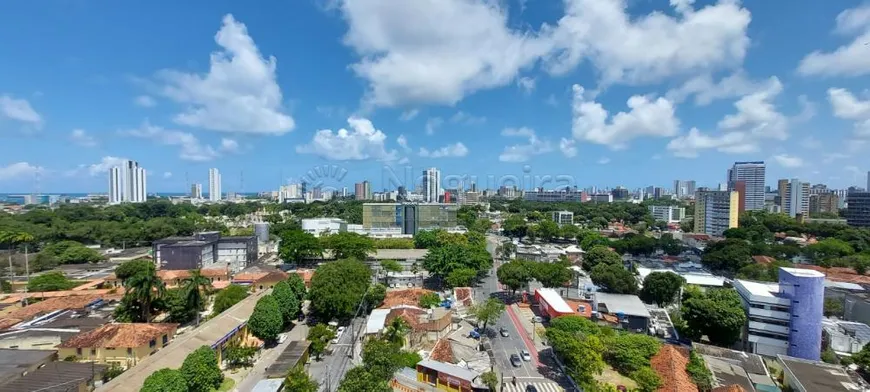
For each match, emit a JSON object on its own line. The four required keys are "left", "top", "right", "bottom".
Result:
{"left": 595, "top": 366, "right": 638, "bottom": 390}
{"left": 213, "top": 378, "right": 235, "bottom": 392}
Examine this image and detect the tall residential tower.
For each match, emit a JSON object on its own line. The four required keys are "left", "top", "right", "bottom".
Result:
{"left": 208, "top": 168, "right": 221, "bottom": 201}
{"left": 728, "top": 161, "right": 766, "bottom": 211}
{"left": 423, "top": 167, "right": 441, "bottom": 203}
{"left": 108, "top": 160, "right": 146, "bottom": 204}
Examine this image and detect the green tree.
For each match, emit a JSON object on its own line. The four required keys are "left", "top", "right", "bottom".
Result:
{"left": 248, "top": 295, "right": 284, "bottom": 342}
{"left": 701, "top": 239, "right": 752, "bottom": 273}
{"left": 0, "top": 279, "right": 11, "bottom": 293}
{"left": 27, "top": 271, "right": 75, "bottom": 292}
{"left": 286, "top": 273, "right": 307, "bottom": 302}
{"left": 212, "top": 284, "right": 249, "bottom": 316}
{"left": 323, "top": 232, "right": 376, "bottom": 260}
{"left": 285, "top": 366, "right": 319, "bottom": 392}
{"left": 821, "top": 347, "right": 839, "bottom": 364}
{"left": 682, "top": 288, "right": 746, "bottom": 347}
{"left": 422, "top": 243, "right": 491, "bottom": 280}
{"left": 445, "top": 267, "right": 477, "bottom": 288}
{"left": 336, "top": 366, "right": 391, "bottom": 392}
{"left": 383, "top": 317, "right": 411, "bottom": 347}
{"left": 590, "top": 263, "right": 638, "bottom": 294}
{"left": 379, "top": 259, "right": 402, "bottom": 284}
{"left": 530, "top": 261, "right": 573, "bottom": 289}
{"left": 631, "top": 367, "right": 662, "bottom": 392}
{"left": 537, "top": 219, "right": 561, "bottom": 242}
{"left": 166, "top": 288, "right": 197, "bottom": 324}
{"left": 123, "top": 261, "right": 165, "bottom": 322}
{"left": 362, "top": 339, "right": 404, "bottom": 380}
{"left": 141, "top": 368, "right": 188, "bottom": 392}
{"left": 413, "top": 230, "right": 439, "bottom": 249}
{"left": 182, "top": 269, "right": 211, "bottom": 326}
{"left": 497, "top": 260, "right": 532, "bottom": 295}
{"left": 577, "top": 231, "right": 610, "bottom": 252}
{"left": 639, "top": 272, "right": 685, "bottom": 306}
{"left": 114, "top": 258, "right": 154, "bottom": 282}
{"left": 471, "top": 298, "right": 505, "bottom": 332}
{"left": 502, "top": 215, "right": 528, "bottom": 239}
{"left": 365, "top": 283, "right": 387, "bottom": 310}
{"left": 307, "top": 323, "right": 336, "bottom": 359}
{"left": 805, "top": 238, "right": 854, "bottom": 262}
{"left": 602, "top": 333, "right": 660, "bottom": 374}
{"left": 272, "top": 281, "right": 300, "bottom": 325}
{"left": 853, "top": 343, "right": 870, "bottom": 372}
{"left": 583, "top": 246, "right": 622, "bottom": 271}
{"left": 418, "top": 292, "right": 441, "bottom": 308}
{"left": 498, "top": 241, "right": 517, "bottom": 260}
{"left": 308, "top": 259, "right": 371, "bottom": 321}
{"left": 224, "top": 343, "right": 258, "bottom": 368}
{"left": 180, "top": 346, "right": 223, "bottom": 392}
{"left": 549, "top": 315, "right": 602, "bottom": 336}
{"left": 480, "top": 371, "right": 499, "bottom": 391}
{"left": 546, "top": 329, "right": 605, "bottom": 384}
{"left": 686, "top": 351, "right": 713, "bottom": 392}
{"left": 278, "top": 229, "right": 324, "bottom": 266}
{"left": 824, "top": 298, "right": 845, "bottom": 318}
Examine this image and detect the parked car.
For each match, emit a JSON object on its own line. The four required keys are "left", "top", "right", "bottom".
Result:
{"left": 278, "top": 334, "right": 287, "bottom": 344}
{"left": 520, "top": 349, "right": 531, "bottom": 361}
{"left": 510, "top": 354, "right": 522, "bottom": 367}
{"left": 499, "top": 327, "right": 509, "bottom": 337}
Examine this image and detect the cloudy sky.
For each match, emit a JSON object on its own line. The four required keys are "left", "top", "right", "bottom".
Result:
{"left": 1, "top": 0, "right": 869, "bottom": 193}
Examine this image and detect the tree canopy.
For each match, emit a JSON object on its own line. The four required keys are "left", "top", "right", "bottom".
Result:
{"left": 248, "top": 295, "right": 284, "bottom": 342}
{"left": 470, "top": 298, "right": 505, "bottom": 331}
{"left": 180, "top": 346, "right": 223, "bottom": 392}
{"left": 27, "top": 271, "right": 75, "bottom": 292}
{"left": 322, "top": 232, "right": 375, "bottom": 260}
{"left": 583, "top": 246, "right": 622, "bottom": 271}
{"left": 141, "top": 368, "right": 188, "bottom": 392}
{"left": 278, "top": 229, "right": 323, "bottom": 265}
{"left": 590, "top": 263, "right": 638, "bottom": 294}
{"left": 639, "top": 272, "right": 685, "bottom": 306}
{"left": 497, "top": 260, "right": 532, "bottom": 294}
{"left": 272, "top": 281, "right": 300, "bottom": 324}
{"left": 211, "top": 284, "right": 249, "bottom": 315}
{"left": 308, "top": 259, "right": 372, "bottom": 321}
{"left": 680, "top": 288, "right": 746, "bottom": 347}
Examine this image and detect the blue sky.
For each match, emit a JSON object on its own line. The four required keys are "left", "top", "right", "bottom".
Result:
{"left": 1, "top": 0, "right": 869, "bottom": 193}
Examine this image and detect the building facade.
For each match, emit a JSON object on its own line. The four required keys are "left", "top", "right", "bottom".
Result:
{"left": 694, "top": 190, "right": 738, "bottom": 236}
{"left": 423, "top": 168, "right": 441, "bottom": 203}
{"left": 809, "top": 193, "right": 839, "bottom": 215}
{"left": 190, "top": 183, "right": 203, "bottom": 199}
{"left": 673, "top": 180, "right": 697, "bottom": 199}
{"left": 733, "top": 268, "right": 824, "bottom": 360}
{"left": 648, "top": 205, "right": 686, "bottom": 223}
{"left": 846, "top": 191, "right": 870, "bottom": 228}
{"left": 108, "top": 160, "right": 146, "bottom": 204}
{"left": 363, "top": 203, "right": 459, "bottom": 235}
{"left": 208, "top": 168, "right": 221, "bottom": 201}
{"left": 728, "top": 161, "right": 766, "bottom": 211}
{"left": 783, "top": 179, "right": 810, "bottom": 218}
{"left": 153, "top": 232, "right": 258, "bottom": 272}
{"left": 552, "top": 211, "right": 574, "bottom": 225}
{"left": 57, "top": 323, "right": 178, "bottom": 369}
{"left": 523, "top": 189, "right": 587, "bottom": 202}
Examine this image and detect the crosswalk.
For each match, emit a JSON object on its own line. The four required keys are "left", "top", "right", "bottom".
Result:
{"left": 501, "top": 381, "right": 564, "bottom": 392}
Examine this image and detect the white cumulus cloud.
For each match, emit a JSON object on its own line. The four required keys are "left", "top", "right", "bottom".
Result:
{"left": 717, "top": 77, "right": 788, "bottom": 140}
{"left": 121, "top": 122, "right": 220, "bottom": 162}
{"left": 0, "top": 95, "right": 43, "bottom": 127}
{"left": 220, "top": 138, "right": 240, "bottom": 153}
{"left": 0, "top": 162, "right": 43, "bottom": 181}
{"left": 498, "top": 127, "right": 553, "bottom": 162}
{"left": 828, "top": 87, "right": 870, "bottom": 137}
{"left": 296, "top": 117, "right": 398, "bottom": 161}
{"left": 798, "top": 4, "right": 870, "bottom": 77}
{"left": 666, "top": 128, "right": 757, "bottom": 158}
{"left": 419, "top": 142, "right": 469, "bottom": 158}
{"left": 86, "top": 156, "right": 129, "bottom": 176}
{"left": 559, "top": 138, "right": 577, "bottom": 158}
{"left": 154, "top": 14, "right": 295, "bottom": 134}
{"left": 772, "top": 154, "right": 805, "bottom": 168}
{"left": 134, "top": 95, "right": 157, "bottom": 108}
{"left": 70, "top": 129, "right": 98, "bottom": 147}
{"left": 571, "top": 84, "right": 679, "bottom": 149}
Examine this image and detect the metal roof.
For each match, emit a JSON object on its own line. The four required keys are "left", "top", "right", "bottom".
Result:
{"left": 0, "top": 361, "right": 107, "bottom": 392}
{"left": 264, "top": 340, "right": 311, "bottom": 379}
{"left": 417, "top": 359, "right": 478, "bottom": 382}
{"left": 536, "top": 288, "right": 573, "bottom": 314}
{"left": 594, "top": 292, "right": 651, "bottom": 318}
{"left": 252, "top": 379, "right": 284, "bottom": 392}
{"left": 366, "top": 309, "right": 391, "bottom": 334}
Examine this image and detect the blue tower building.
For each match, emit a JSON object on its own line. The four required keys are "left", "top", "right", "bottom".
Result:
{"left": 778, "top": 267, "right": 825, "bottom": 361}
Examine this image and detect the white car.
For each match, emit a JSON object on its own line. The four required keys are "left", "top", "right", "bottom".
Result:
{"left": 520, "top": 350, "right": 531, "bottom": 361}
{"left": 278, "top": 334, "right": 287, "bottom": 344}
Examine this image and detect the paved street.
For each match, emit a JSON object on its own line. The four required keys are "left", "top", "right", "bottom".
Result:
{"left": 308, "top": 317, "right": 365, "bottom": 392}
{"left": 233, "top": 322, "right": 309, "bottom": 391}
{"left": 484, "top": 236, "right": 567, "bottom": 391}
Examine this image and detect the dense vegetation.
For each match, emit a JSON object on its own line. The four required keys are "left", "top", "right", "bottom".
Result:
{"left": 141, "top": 344, "right": 224, "bottom": 392}
{"left": 336, "top": 327, "right": 421, "bottom": 392}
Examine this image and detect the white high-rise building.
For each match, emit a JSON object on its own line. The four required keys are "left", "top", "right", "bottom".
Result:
{"left": 423, "top": 167, "right": 441, "bottom": 203}
{"left": 728, "top": 161, "right": 766, "bottom": 211}
{"left": 190, "top": 183, "right": 203, "bottom": 199}
{"left": 108, "top": 160, "right": 146, "bottom": 204}
{"left": 783, "top": 179, "right": 810, "bottom": 218}
{"left": 208, "top": 168, "right": 222, "bottom": 201}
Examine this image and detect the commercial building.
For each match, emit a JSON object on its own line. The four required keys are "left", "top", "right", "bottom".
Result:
{"left": 153, "top": 231, "right": 258, "bottom": 272}
{"left": 809, "top": 192, "right": 839, "bottom": 215}
{"left": 611, "top": 187, "right": 630, "bottom": 201}
{"left": 354, "top": 181, "right": 372, "bottom": 201}
{"left": 551, "top": 210, "right": 574, "bottom": 225}
{"left": 782, "top": 178, "right": 810, "bottom": 218}
{"left": 301, "top": 218, "right": 348, "bottom": 237}
{"left": 673, "top": 180, "right": 696, "bottom": 199}
{"left": 822, "top": 319, "right": 870, "bottom": 356}
{"left": 728, "top": 161, "right": 766, "bottom": 211}
{"left": 592, "top": 292, "right": 651, "bottom": 332}
{"left": 423, "top": 168, "right": 441, "bottom": 203}
{"left": 733, "top": 267, "right": 825, "bottom": 360}
{"left": 694, "top": 190, "right": 738, "bottom": 236}
{"left": 208, "top": 168, "right": 221, "bottom": 201}
{"left": 536, "top": 288, "right": 575, "bottom": 320}
{"left": 846, "top": 191, "right": 870, "bottom": 228}
{"left": 589, "top": 193, "right": 613, "bottom": 203}
{"left": 57, "top": 323, "right": 178, "bottom": 369}
{"left": 362, "top": 203, "right": 459, "bottom": 235}
{"left": 108, "top": 160, "right": 146, "bottom": 204}
{"left": 523, "top": 189, "right": 587, "bottom": 202}
{"left": 190, "top": 183, "right": 203, "bottom": 199}
{"left": 648, "top": 205, "right": 685, "bottom": 223}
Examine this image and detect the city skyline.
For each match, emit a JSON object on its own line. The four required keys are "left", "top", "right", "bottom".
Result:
{"left": 1, "top": 2, "right": 870, "bottom": 193}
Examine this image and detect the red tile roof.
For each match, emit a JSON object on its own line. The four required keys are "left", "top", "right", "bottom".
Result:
{"left": 58, "top": 323, "right": 178, "bottom": 348}
{"left": 453, "top": 287, "right": 473, "bottom": 307}
{"left": 651, "top": 345, "right": 698, "bottom": 392}
{"left": 711, "top": 386, "right": 746, "bottom": 392}
{"left": 380, "top": 288, "right": 435, "bottom": 309}
{"left": 430, "top": 338, "right": 454, "bottom": 363}
{"left": 0, "top": 294, "right": 122, "bottom": 329}
{"left": 795, "top": 264, "right": 870, "bottom": 285}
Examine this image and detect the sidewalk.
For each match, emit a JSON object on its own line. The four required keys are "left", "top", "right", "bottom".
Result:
{"left": 510, "top": 304, "right": 547, "bottom": 352}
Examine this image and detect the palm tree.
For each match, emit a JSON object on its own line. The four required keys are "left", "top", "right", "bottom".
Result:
{"left": 124, "top": 265, "right": 165, "bottom": 322}
{"left": 383, "top": 317, "right": 411, "bottom": 347}
{"left": 182, "top": 269, "right": 212, "bottom": 326}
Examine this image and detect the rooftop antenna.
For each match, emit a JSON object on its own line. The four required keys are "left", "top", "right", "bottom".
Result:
{"left": 239, "top": 170, "right": 244, "bottom": 195}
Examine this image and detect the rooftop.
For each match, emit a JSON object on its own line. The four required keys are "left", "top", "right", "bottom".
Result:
{"left": 536, "top": 288, "right": 573, "bottom": 314}
{"left": 251, "top": 379, "right": 284, "bottom": 392}
{"left": 430, "top": 338, "right": 454, "bottom": 363}
{"left": 778, "top": 354, "right": 870, "bottom": 392}
{"left": 795, "top": 265, "right": 870, "bottom": 285}
{"left": 0, "top": 294, "right": 119, "bottom": 329}
{"left": 734, "top": 279, "right": 781, "bottom": 298}
{"left": 650, "top": 345, "right": 697, "bottom": 392}
{"left": 594, "top": 292, "right": 651, "bottom": 318}
{"left": 380, "top": 288, "right": 435, "bottom": 309}
{"left": 366, "top": 309, "right": 391, "bottom": 335}
{"left": 0, "top": 348, "right": 56, "bottom": 385}
{"left": 57, "top": 323, "right": 177, "bottom": 348}
{"left": 264, "top": 340, "right": 311, "bottom": 378}
{"left": 417, "top": 359, "right": 478, "bottom": 383}
{"left": 780, "top": 267, "right": 825, "bottom": 278}
{"left": 0, "top": 361, "right": 107, "bottom": 392}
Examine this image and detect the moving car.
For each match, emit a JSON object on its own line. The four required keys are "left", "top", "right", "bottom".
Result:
{"left": 499, "top": 327, "right": 509, "bottom": 337}
{"left": 525, "top": 386, "right": 538, "bottom": 392}
{"left": 510, "top": 354, "right": 522, "bottom": 367}
{"left": 520, "top": 349, "right": 531, "bottom": 361}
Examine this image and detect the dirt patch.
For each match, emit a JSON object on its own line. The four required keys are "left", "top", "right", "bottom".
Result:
{"left": 595, "top": 366, "right": 637, "bottom": 389}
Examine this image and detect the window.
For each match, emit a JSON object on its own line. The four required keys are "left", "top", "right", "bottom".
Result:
{"left": 149, "top": 339, "right": 156, "bottom": 348}
{"left": 76, "top": 348, "right": 82, "bottom": 355}
{"left": 162, "top": 335, "right": 168, "bottom": 345}
{"left": 90, "top": 349, "right": 96, "bottom": 355}
{"left": 127, "top": 348, "right": 133, "bottom": 355}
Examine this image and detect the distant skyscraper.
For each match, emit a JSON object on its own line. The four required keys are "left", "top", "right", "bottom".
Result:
{"left": 190, "top": 183, "right": 203, "bottom": 199}
{"left": 777, "top": 179, "right": 789, "bottom": 208}
{"left": 423, "top": 168, "right": 441, "bottom": 203}
{"left": 342, "top": 187, "right": 348, "bottom": 197}
{"left": 783, "top": 179, "right": 810, "bottom": 218}
{"left": 728, "top": 161, "right": 766, "bottom": 211}
{"left": 208, "top": 168, "right": 221, "bottom": 201}
{"left": 695, "top": 190, "right": 739, "bottom": 236}
{"left": 354, "top": 181, "right": 371, "bottom": 200}
{"left": 673, "top": 180, "right": 696, "bottom": 198}
{"left": 108, "top": 160, "right": 146, "bottom": 204}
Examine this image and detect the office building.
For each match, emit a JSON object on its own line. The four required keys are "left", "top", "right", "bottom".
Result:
{"left": 648, "top": 205, "right": 686, "bottom": 223}
{"left": 782, "top": 179, "right": 810, "bottom": 218}
{"left": 423, "top": 168, "right": 441, "bottom": 203}
{"left": 777, "top": 179, "right": 789, "bottom": 208}
{"left": 552, "top": 211, "right": 574, "bottom": 226}
{"left": 809, "top": 184, "right": 829, "bottom": 195}
{"left": 694, "top": 190, "right": 739, "bottom": 236}
{"left": 302, "top": 218, "right": 348, "bottom": 237}
{"left": 733, "top": 267, "right": 825, "bottom": 360}
{"left": 354, "top": 181, "right": 372, "bottom": 201}
{"left": 108, "top": 160, "right": 146, "bottom": 204}
{"left": 846, "top": 191, "right": 870, "bottom": 228}
{"left": 153, "top": 231, "right": 258, "bottom": 273}
{"left": 524, "top": 189, "right": 587, "bottom": 202}
{"left": 208, "top": 168, "right": 221, "bottom": 201}
{"left": 362, "top": 203, "right": 459, "bottom": 235}
{"left": 809, "top": 193, "right": 839, "bottom": 216}
{"left": 728, "top": 161, "right": 766, "bottom": 211}
{"left": 611, "top": 187, "right": 629, "bottom": 201}
{"left": 590, "top": 193, "right": 613, "bottom": 203}
{"left": 190, "top": 183, "right": 203, "bottom": 199}
{"left": 673, "top": 180, "right": 696, "bottom": 198}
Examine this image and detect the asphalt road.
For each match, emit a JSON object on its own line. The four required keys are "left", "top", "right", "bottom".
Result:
{"left": 308, "top": 317, "right": 365, "bottom": 392}
{"left": 234, "top": 323, "right": 309, "bottom": 391}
